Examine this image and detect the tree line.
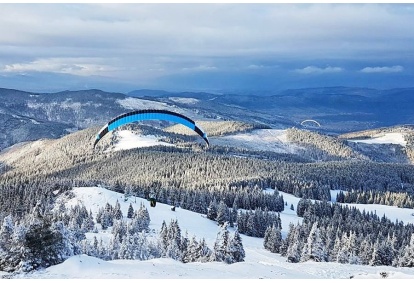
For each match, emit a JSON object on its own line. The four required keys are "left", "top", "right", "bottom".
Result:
{"left": 0, "top": 198, "right": 245, "bottom": 274}
{"left": 263, "top": 199, "right": 414, "bottom": 267}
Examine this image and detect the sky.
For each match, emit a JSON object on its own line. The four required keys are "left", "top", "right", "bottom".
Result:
{"left": 0, "top": 2, "right": 414, "bottom": 93}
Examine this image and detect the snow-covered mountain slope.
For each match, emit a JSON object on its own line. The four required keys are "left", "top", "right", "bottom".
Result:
{"left": 13, "top": 186, "right": 414, "bottom": 279}
{"left": 211, "top": 129, "right": 304, "bottom": 154}
{"left": 109, "top": 130, "right": 174, "bottom": 152}
{"left": 347, "top": 132, "right": 407, "bottom": 146}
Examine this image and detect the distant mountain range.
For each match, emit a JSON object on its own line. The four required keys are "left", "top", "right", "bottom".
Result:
{"left": 128, "top": 87, "right": 414, "bottom": 133}
{"left": 1, "top": 86, "right": 414, "bottom": 151}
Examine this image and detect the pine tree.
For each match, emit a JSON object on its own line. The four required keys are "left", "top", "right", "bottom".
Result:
{"left": 113, "top": 200, "right": 123, "bottom": 220}
{"left": 336, "top": 233, "right": 349, "bottom": 264}
{"left": 23, "top": 217, "right": 77, "bottom": 272}
{"left": 359, "top": 238, "right": 373, "bottom": 265}
{"left": 370, "top": 239, "right": 389, "bottom": 266}
{"left": 119, "top": 233, "right": 135, "bottom": 260}
{"left": 134, "top": 231, "right": 150, "bottom": 261}
{"left": 127, "top": 203, "right": 134, "bottom": 219}
{"left": 166, "top": 219, "right": 182, "bottom": 260}
{"left": 196, "top": 238, "right": 213, "bottom": 262}
{"left": 399, "top": 233, "right": 414, "bottom": 267}
{"left": 0, "top": 215, "right": 14, "bottom": 250}
{"left": 207, "top": 199, "right": 218, "bottom": 221}
{"left": 112, "top": 219, "right": 127, "bottom": 243}
{"left": 226, "top": 230, "right": 245, "bottom": 263}
{"left": 159, "top": 220, "right": 169, "bottom": 257}
{"left": 286, "top": 225, "right": 302, "bottom": 263}
{"left": 108, "top": 234, "right": 121, "bottom": 260}
{"left": 301, "top": 222, "right": 326, "bottom": 262}
{"left": 182, "top": 236, "right": 199, "bottom": 263}
{"left": 133, "top": 203, "right": 150, "bottom": 233}
{"left": 216, "top": 201, "right": 228, "bottom": 226}
{"left": 213, "top": 223, "right": 230, "bottom": 262}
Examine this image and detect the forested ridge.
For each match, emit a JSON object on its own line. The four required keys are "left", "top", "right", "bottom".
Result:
{"left": 2, "top": 125, "right": 414, "bottom": 274}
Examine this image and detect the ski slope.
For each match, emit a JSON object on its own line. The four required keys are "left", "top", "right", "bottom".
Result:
{"left": 13, "top": 186, "right": 414, "bottom": 279}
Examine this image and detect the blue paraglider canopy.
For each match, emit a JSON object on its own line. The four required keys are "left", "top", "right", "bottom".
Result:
{"left": 93, "top": 109, "right": 210, "bottom": 148}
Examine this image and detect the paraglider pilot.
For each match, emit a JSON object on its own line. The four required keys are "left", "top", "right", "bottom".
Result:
{"left": 149, "top": 191, "right": 156, "bottom": 207}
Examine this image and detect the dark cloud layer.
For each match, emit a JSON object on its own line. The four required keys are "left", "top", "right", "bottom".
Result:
{"left": 0, "top": 3, "right": 413, "bottom": 92}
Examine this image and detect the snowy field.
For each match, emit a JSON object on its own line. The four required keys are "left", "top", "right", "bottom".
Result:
{"left": 110, "top": 130, "right": 174, "bottom": 151}
{"left": 348, "top": 132, "right": 407, "bottom": 146}
{"left": 211, "top": 129, "right": 304, "bottom": 154}
{"left": 12, "top": 186, "right": 414, "bottom": 280}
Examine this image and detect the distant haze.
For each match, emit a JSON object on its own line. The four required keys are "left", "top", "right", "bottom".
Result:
{"left": 0, "top": 3, "right": 413, "bottom": 93}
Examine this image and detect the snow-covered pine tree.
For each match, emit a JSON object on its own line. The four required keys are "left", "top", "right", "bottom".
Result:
{"left": 127, "top": 203, "right": 134, "bottom": 219}
{"left": 133, "top": 202, "right": 151, "bottom": 233}
{"left": 113, "top": 200, "right": 123, "bottom": 220}
{"left": 226, "top": 229, "right": 245, "bottom": 263}
{"left": 370, "top": 238, "right": 389, "bottom": 266}
{"left": 108, "top": 234, "right": 121, "bottom": 260}
{"left": 216, "top": 200, "right": 229, "bottom": 226}
{"left": 301, "top": 222, "right": 327, "bottom": 262}
{"left": 112, "top": 219, "right": 127, "bottom": 244}
{"left": 336, "top": 233, "right": 349, "bottom": 264}
{"left": 213, "top": 222, "right": 230, "bottom": 262}
{"left": 119, "top": 233, "right": 135, "bottom": 260}
{"left": 134, "top": 231, "right": 151, "bottom": 261}
{"left": 97, "top": 238, "right": 110, "bottom": 261}
{"left": 166, "top": 219, "right": 182, "bottom": 260}
{"left": 359, "top": 238, "right": 373, "bottom": 265}
{"left": 182, "top": 235, "right": 199, "bottom": 263}
{"left": 399, "top": 233, "right": 414, "bottom": 267}
{"left": 207, "top": 198, "right": 218, "bottom": 221}
{"left": 196, "top": 238, "right": 213, "bottom": 262}
{"left": 286, "top": 224, "right": 302, "bottom": 263}
{"left": 0, "top": 215, "right": 14, "bottom": 251}
{"left": 263, "top": 224, "right": 282, "bottom": 254}
{"left": 159, "top": 220, "right": 169, "bottom": 257}
{"left": 22, "top": 217, "right": 77, "bottom": 272}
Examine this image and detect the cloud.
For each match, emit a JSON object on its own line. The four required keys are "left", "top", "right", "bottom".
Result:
{"left": 360, "top": 65, "right": 404, "bottom": 73}
{"left": 294, "top": 66, "right": 343, "bottom": 74}
{"left": 0, "top": 4, "right": 413, "bottom": 91}
{"left": 3, "top": 57, "right": 119, "bottom": 76}
{"left": 181, "top": 65, "right": 218, "bottom": 72}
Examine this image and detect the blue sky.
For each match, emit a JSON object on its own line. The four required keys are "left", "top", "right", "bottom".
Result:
{"left": 0, "top": 3, "right": 413, "bottom": 93}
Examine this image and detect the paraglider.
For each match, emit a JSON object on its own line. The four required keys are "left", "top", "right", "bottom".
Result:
{"left": 300, "top": 119, "right": 321, "bottom": 128}
{"left": 93, "top": 109, "right": 210, "bottom": 148}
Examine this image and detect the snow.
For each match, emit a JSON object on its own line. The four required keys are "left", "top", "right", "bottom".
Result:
{"left": 212, "top": 129, "right": 304, "bottom": 154}
{"left": 282, "top": 189, "right": 414, "bottom": 226}
{"left": 0, "top": 139, "right": 49, "bottom": 164}
{"left": 14, "top": 186, "right": 414, "bottom": 279}
{"left": 169, "top": 97, "right": 199, "bottom": 104}
{"left": 330, "top": 190, "right": 344, "bottom": 202}
{"left": 116, "top": 97, "right": 170, "bottom": 110}
{"left": 109, "top": 130, "right": 174, "bottom": 151}
{"left": 348, "top": 133, "right": 407, "bottom": 146}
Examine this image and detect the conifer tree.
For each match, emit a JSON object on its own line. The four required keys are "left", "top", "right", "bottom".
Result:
{"left": 226, "top": 229, "right": 245, "bottom": 263}
{"left": 197, "top": 238, "right": 213, "bottom": 263}
{"left": 216, "top": 201, "right": 228, "bottom": 226}
{"left": 301, "top": 222, "right": 326, "bottom": 262}
{"left": 399, "top": 233, "right": 414, "bottom": 267}
{"left": 214, "top": 223, "right": 230, "bottom": 262}
{"left": 113, "top": 200, "right": 123, "bottom": 220}
{"left": 127, "top": 203, "right": 134, "bottom": 219}
{"left": 207, "top": 199, "right": 218, "bottom": 221}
